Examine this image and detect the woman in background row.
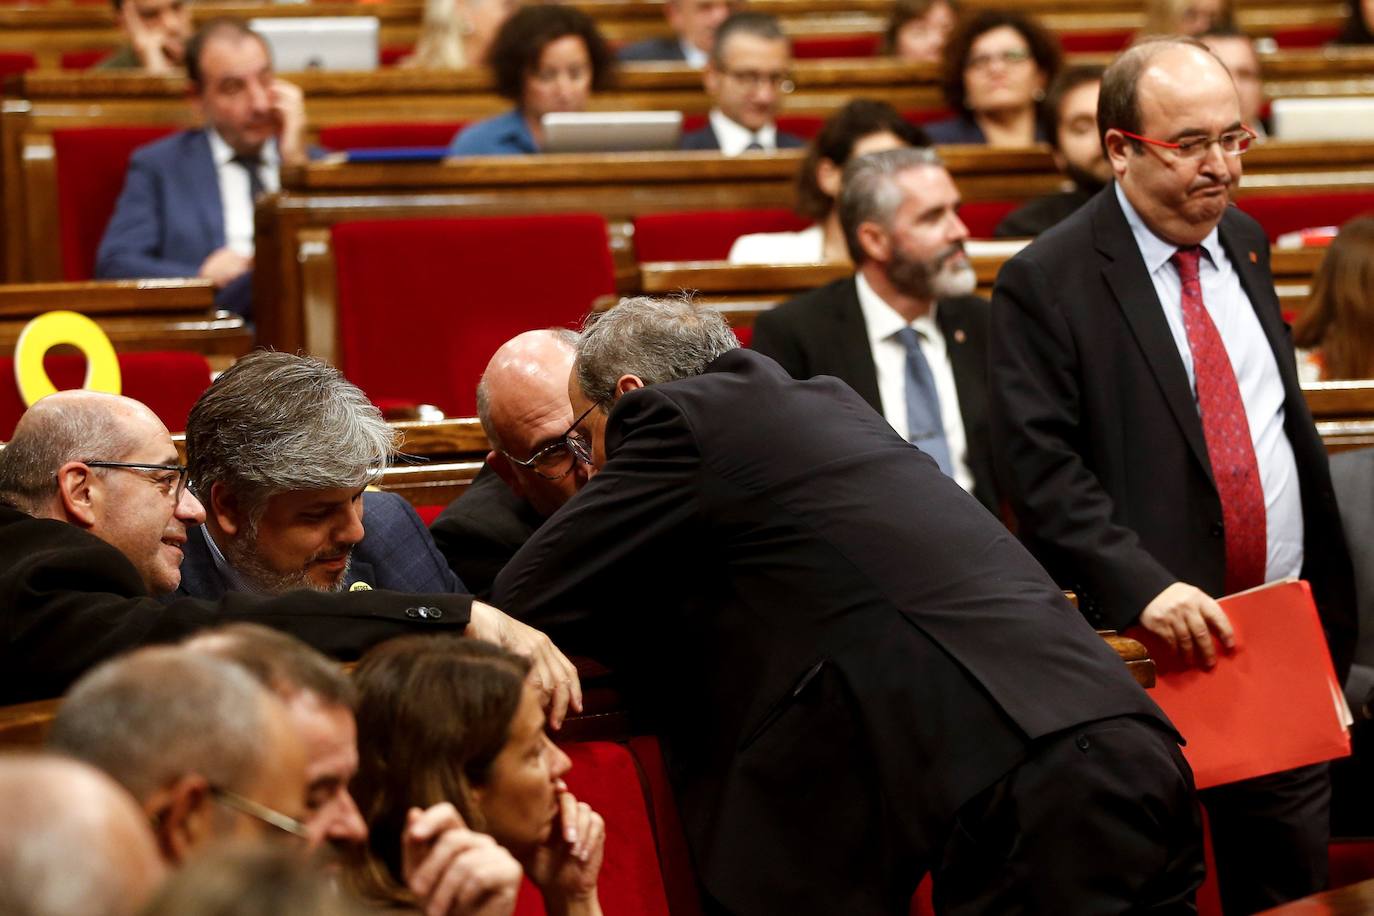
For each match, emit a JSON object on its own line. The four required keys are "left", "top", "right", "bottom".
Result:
{"left": 349, "top": 636, "right": 606, "bottom": 916}
{"left": 404, "top": 0, "right": 519, "bottom": 70}
{"left": 448, "top": 4, "right": 615, "bottom": 156}
{"left": 1293, "top": 216, "right": 1374, "bottom": 381}
{"left": 925, "top": 10, "right": 1062, "bottom": 147}
{"left": 729, "top": 99, "right": 927, "bottom": 264}
{"left": 883, "top": 0, "right": 960, "bottom": 65}
{"left": 1336, "top": 0, "right": 1374, "bottom": 44}
{"left": 1142, "top": 0, "right": 1234, "bottom": 38}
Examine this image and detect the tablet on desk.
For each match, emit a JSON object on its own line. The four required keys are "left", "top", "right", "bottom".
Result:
{"left": 249, "top": 17, "right": 379, "bottom": 72}
{"left": 540, "top": 111, "right": 684, "bottom": 153}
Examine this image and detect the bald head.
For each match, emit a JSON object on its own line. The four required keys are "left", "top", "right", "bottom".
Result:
{"left": 476, "top": 329, "right": 587, "bottom": 517}
{"left": 0, "top": 754, "right": 166, "bottom": 916}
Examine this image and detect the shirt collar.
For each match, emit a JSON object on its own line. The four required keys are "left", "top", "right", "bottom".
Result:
{"left": 854, "top": 272, "right": 941, "bottom": 350}
{"left": 200, "top": 522, "right": 270, "bottom": 596}
{"left": 708, "top": 108, "right": 776, "bottom": 155}
{"left": 205, "top": 126, "right": 279, "bottom": 169}
{"left": 680, "top": 38, "right": 708, "bottom": 68}
{"left": 1114, "top": 180, "right": 1223, "bottom": 273}
{"left": 498, "top": 110, "right": 540, "bottom": 152}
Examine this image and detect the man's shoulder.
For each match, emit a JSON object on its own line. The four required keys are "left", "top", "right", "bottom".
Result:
{"left": 360, "top": 490, "right": 431, "bottom": 542}
{"left": 679, "top": 125, "right": 719, "bottom": 150}
{"left": 618, "top": 37, "right": 683, "bottom": 61}
{"left": 129, "top": 129, "right": 208, "bottom": 167}
{"left": 767, "top": 277, "right": 855, "bottom": 322}
{"left": 0, "top": 506, "right": 147, "bottom": 594}
{"left": 432, "top": 469, "right": 542, "bottom": 545}
{"left": 1007, "top": 185, "right": 1111, "bottom": 268}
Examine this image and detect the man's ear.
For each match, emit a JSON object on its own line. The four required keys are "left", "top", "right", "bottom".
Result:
{"left": 614, "top": 375, "right": 645, "bottom": 399}
{"left": 486, "top": 450, "right": 526, "bottom": 499}
{"left": 1103, "top": 129, "right": 1131, "bottom": 177}
{"left": 703, "top": 62, "right": 721, "bottom": 98}
{"left": 147, "top": 774, "right": 212, "bottom": 867}
{"left": 55, "top": 462, "right": 98, "bottom": 528}
{"left": 208, "top": 482, "right": 245, "bottom": 538}
{"left": 816, "top": 157, "right": 843, "bottom": 200}
{"left": 856, "top": 221, "right": 890, "bottom": 265}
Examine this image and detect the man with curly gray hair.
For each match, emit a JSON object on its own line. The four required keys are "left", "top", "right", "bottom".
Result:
{"left": 178, "top": 351, "right": 462, "bottom": 597}
{"left": 493, "top": 296, "right": 1201, "bottom": 914}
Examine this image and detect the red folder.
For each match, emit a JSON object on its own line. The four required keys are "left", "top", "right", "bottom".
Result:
{"left": 1127, "top": 579, "right": 1350, "bottom": 789}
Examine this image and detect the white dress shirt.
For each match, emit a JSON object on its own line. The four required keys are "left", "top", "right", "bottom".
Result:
{"left": 1115, "top": 183, "right": 1303, "bottom": 582}
{"left": 206, "top": 128, "right": 281, "bottom": 257}
{"left": 680, "top": 38, "right": 708, "bottom": 68}
{"left": 854, "top": 273, "right": 975, "bottom": 494}
{"left": 728, "top": 224, "right": 825, "bottom": 264}
{"left": 708, "top": 109, "right": 779, "bottom": 157}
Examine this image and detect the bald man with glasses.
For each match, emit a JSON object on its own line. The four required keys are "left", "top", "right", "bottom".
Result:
{"left": 432, "top": 329, "right": 593, "bottom": 599}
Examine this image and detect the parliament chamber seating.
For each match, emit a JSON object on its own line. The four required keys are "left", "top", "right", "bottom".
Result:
{"left": 318, "top": 120, "right": 466, "bottom": 150}
{"left": 0, "top": 51, "right": 34, "bottom": 77}
{"left": 330, "top": 213, "right": 616, "bottom": 416}
{"left": 1235, "top": 191, "right": 1374, "bottom": 243}
{"left": 0, "top": 350, "right": 210, "bottom": 438}
{"left": 633, "top": 209, "right": 812, "bottom": 262}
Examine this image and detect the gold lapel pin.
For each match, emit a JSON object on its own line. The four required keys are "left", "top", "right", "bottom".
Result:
{"left": 954, "top": 329, "right": 967, "bottom": 344}
{"left": 1249, "top": 251, "right": 1258, "bottom": 263}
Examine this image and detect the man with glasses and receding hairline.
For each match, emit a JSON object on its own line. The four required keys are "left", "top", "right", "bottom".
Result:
{"left": 989, "top": 36, "right": 1356, "bottom": 913}
{"left": 680, "top": 12, "right": 805, "bottom": 155}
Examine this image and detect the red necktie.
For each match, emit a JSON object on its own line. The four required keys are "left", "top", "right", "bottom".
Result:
{"left": 1172, "top": 246, "right": 1267, "bottom": 593}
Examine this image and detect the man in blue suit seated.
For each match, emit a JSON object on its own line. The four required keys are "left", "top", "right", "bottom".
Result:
{"left": 95, "top": 19, "right": 310, "bottom": 319}
{"left": 170, "top": 351, "right": 466, "bottom": 600}
{"left": 617, "top": 0, "right": 740, "bottom": 67}
{"left": 679, "top": 12, "right": 806, "bottom": 155}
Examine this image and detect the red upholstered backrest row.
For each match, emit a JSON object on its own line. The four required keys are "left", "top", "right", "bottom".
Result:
{"left": 1234, "top": 192, "right": 1374, "bottom": 242}
{"left": 633, "top": 209, "right": 812, "bottom": 262}
{"left": 331, "top": 214, "right": 616, "bottom": 416}
{"left": 0, "top": 351, "right": 212, "bottom": 439}
{"left": 0, "top": 52, "right": 35, "bottom": 77}
{"left": 319, "top": 121, "right": 468, "bottom": 149}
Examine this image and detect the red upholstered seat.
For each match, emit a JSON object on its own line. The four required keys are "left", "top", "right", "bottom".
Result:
{"left": 792, "top": 35, "right": 881, "bottom": 59}
{"left": 958, "top": 200, "right": 1020, "bottom": 239}
{"left": 633, "top": 209, "right": 812, "bottom": 262}
{"left": 1234, "top": 193, "right": 1374, "bottom": 242}
{"left": 331, "top": 214, "right": 616, "bottom": 416}
{"left": 0, "top": 52, "right": 36, "bottom": 77}
{"left": 1271, "top": 25, "right": 1342, "bottom": 48}
{"left": 61, "top": 49, "right": 112, "bottom": 70}
{"left": 317, "top": 122, "right": 467, "bottom": 150}
{"left": 52, "top": 125, "right": 179, "bottom": 280}
{"left": 414, "top": 505, "right": 445, "bottom": 525}
{"left": 905, "top": 107, "right": 957, "bottom": 127}
{"left": 627, "top": 736, "right": 704, "bottom": 916}
{"left": 776, "top": 114, "right": 825, "bottom": 140}
{"left": 0, "top": 351, "right": 212, "bottom": 439}
{"left": 380, "top": 45, "right": 412, "bottom": 67}
{"left": 1058, "top": 29, "right": 1135, "bottom": 53}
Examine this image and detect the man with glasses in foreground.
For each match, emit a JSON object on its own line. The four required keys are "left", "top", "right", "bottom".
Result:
{"left": 989, "top": 37, "right": 1355, "bottom": 912}
{"left": 49, "top": 646, "right": 311, "bottom": 867}
{"left": 0, "top": 389, "right": 581, "bottom": 723}
{"left": 432, "top": 329, "right": 592, "bottom": 599}
{"left": 679, "top": 12, "right": 805, "bottom": 155}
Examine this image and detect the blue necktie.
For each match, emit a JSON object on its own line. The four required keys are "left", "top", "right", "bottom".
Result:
{"left": 895, "top": 326, "right": 954, "bottom": 478}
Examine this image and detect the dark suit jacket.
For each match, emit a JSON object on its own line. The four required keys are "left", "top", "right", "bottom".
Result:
{"left": 430, "top": 465, "right": 544, "bottom": 601}
{"left": 989, "top": 186, "right": 1357, "bottom": 679}
{"left": 172, "top": 490, "right": 463, "bottom": 600}
{"left": 491, "top": 349, "right": 1170, "bottom": 914}
{"left": 678, "top": 122, "right": 806, "bottom": 151}
{"left": 0, "top": 505, "right": 472, "bottom": 704}
{"left": 616, "top": 36, "right": 688, "bottom": 62}
{"left": 994, "top": 185, "right": 1098, "bottom": 238}
{"left": 95, "top": 129, "right": 252, "bottom": 315}
{"left": 751, "top": 278, "right": 998, "bottom": 512}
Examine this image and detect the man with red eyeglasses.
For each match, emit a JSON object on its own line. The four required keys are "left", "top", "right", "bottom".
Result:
{"left": 989, "top": 37, "right": 1355, "bottom": 914}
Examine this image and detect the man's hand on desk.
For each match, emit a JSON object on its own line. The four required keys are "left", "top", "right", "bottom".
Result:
{"left": 466, "top": 601, "right": 583, "bottom": 730}
{"left": 1139, "top": 581, "right": 1236, "bottom": 669}
{"left": 197, "top": 247, "right": 252, "bottom": 288}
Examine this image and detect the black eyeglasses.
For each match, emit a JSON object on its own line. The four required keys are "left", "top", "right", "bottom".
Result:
{"left": 210, "top": 786, "right": 311, "bottom": 841}
{"left": 84, "top": 461, "right": 190, "bottom": 502}
{"left": 500, "top": 402, "right": 598, "bottom": 481}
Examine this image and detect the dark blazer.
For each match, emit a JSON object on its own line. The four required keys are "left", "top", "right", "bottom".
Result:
{"left": 993, "top": 185, "right": 1098, "bottom": 238}
{"left": 989, "top": 186, "right": 1357, "bottom": 679}
{"left": 679, "top": 122, "right": 806, "bottom": 151}
{"left": 492, "top": 349, "right": 1171, "bottom": 914}
{"left": 750, "top": 279, "right": 998, "bottom": 512}
{"left": 95, "top": 130, "right": 252, "bottom": 315}
{"left": 430, "top": 465, "right": 545, "bottom": 601}
{"left": 0, "top": 505, "right": 472, "bottom": 704}
{"left": 172, "top": 490, "right": 464, "bottom": 600}
{"left": 616, "top": 36, "right": 688, "bottom": 62}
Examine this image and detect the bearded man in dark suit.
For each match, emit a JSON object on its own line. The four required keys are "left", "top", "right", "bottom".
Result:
{"left": 988, "top": 38, "right": 1356, "bottom": 914}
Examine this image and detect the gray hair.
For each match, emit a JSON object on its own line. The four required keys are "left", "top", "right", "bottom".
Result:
{"left": 0, "top": 755, "right": 161, "bottom": 916}
{"left": 186, "top": 623, "right": 357, "bottom": 711}
{"left": 575, "top": 297, "right": 739, "bottom": 407}
{"left": 475, "top": 327, "right": 580, "bottom": 445}
{"left": 185, "top": 351, "right": 396, "bottom": 521}
{"left": 0, "top": 394, "right": 138, "bottom": 515}
{"left": 48, "top": 647, "right": 272, "bottom": 803}
{"left": 838, "top": 146, "right": 945, "bottom": 265}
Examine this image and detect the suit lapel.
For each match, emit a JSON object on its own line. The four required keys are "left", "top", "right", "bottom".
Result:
{"left": 175, "top": 525, "right": 230, "bottom": 600}
{"left": 1094, "top": 189, "right": 1214, "bottom": 479}
{"left": 936, "top": 298, "right": 983, "bottom": 433}
{"left": 833, "top": 279, "right": 884, "bottom": 413}
{"left": 345, "top": 558, "right": 376, "bottom": 590}
{"left": 184, "top": 131, "right": 226, "bottom": 251}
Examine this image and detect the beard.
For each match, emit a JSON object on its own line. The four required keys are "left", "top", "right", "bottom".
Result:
{"left": 886, "top": 242, "right": 978, "bottom": 302}
{"left": 1063, "top": 159, "right": 1109, "bottom": 194}
{"left": 222, "top": 528, "right": 352, "bottom": 595}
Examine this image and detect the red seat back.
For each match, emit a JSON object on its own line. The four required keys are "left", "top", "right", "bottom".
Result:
{"left": 1234, "top": 193, "right": 1374, "bottom": 242}
{"left": 1058, "top": 29, "right": 1134, "bottom": 53}
{"left": 776, "top": 114, "right": 825, "bottom": 140}
{"left": 61, "top": 49, "right": 111, "bottom": 70}
{"left": 633, "top": 209, "right": 812, "bottom": 262}
{"left": 0, "top": 52, "right": 36, "bottom": 77}
{"left": 792, "top": 35, "right": 882, "bottom": 58}
{"left": 958, "top": 200, "right": 1021, "bottom": 239}
{"left": 52, "top": 125, "right": 179, "bottom": 281}
{"left": 1270, "top": 25, "right": 1342, "bottom": 48}
{"left": 332, "top": 214, "right": 616, "bottom": 416}
{"left": 317, "top": 121, "right": 467, "bottom": 150}
{"left": 627, "top": 736, "right": 704, "bottom": 916}
{"left": 0, "top": 351, "right": 212, "bottom": 439}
